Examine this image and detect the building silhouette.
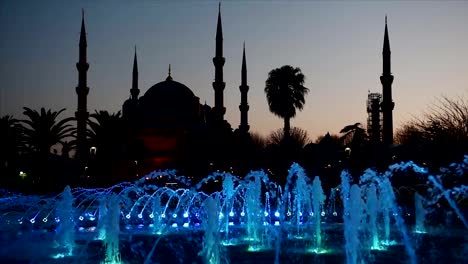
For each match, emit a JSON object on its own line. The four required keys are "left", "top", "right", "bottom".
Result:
{"left": 366, "top": 16, "right": 395, "bottom": 145}
{"left": 75, "top": 4, "right": 250, "bottom": 177}
{"left": 75, "top": 9, "right": 90, "bottom": 163}
{"left": 380, "top": 16, "right": 395, "bottom": 145}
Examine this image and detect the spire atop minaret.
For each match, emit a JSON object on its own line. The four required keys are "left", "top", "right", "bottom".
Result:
{"left": 131, "top": 46, "right": 139, "bottom": 100}
{"left": 166, "top": 64, "right": 173, "bottom": 81}
{"left": 239, "top": 42, "right": 250, "bottom": 134}
{"left": 79, "top": 8, "right": 87, "bottom": 47}
{"left": 216, "top": 2, "right": 223, "bottom": 58}
{"left": 241, "top": 42, "right": 247, "bottom": 86}
{"left": 212, "top": 2, "right": 226, "bottom": 123}
{"left": 380, "top": 15, "right": 395, "bottom": 145}
{"left": 383, "top": 15, "right": 390, "bottom": 55}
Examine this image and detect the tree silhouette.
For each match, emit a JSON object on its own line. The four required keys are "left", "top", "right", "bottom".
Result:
{"left": 21, "top": 107, "right": 74, "bottom": 156}
{"left": 340, "top": 122, "right": 367, "bottom": 149}
{"left": 267, "top": 127, "right": 311, "bottom": 149}
{"left": 87, "top": 110, "right": 124, "bottom": 184}
{"left": 20, "top": 107, "right": 74, "bottom": 187}
{"left": 88, "top": 110, "right": 123, "bottom": 152}
{"left": 265, "top": 65, "right": 308, "bottom": 139}
{"left": 395, "top": 95, "right": 468, "bottom": 167}
{"left": 0, "top": 115, "right": 24, "bottom": 183}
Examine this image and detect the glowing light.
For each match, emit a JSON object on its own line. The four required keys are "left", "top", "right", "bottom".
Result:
{"left": 287, "top": 211, "right": 291, "bottom": 217}
{"left": 183, "top": 223, "right": 189, "bottom": 228}
{"left": 30, "top": 218, "right": 35, "bottom": 224}
{"left": 172, "top": 213, "right": 177, "bottom": 218}
{"left": 89, "top": 215, "right": 96, "bottom": 221}
{"left": 149, "top": 213, "right": 154, "bottom": 219}
{"left": 274, "top": 211, "right": 280, "bottom": 217}
{"left": 240, "top": 211, "right": 245, "bottom": 217}
{"left": 229, "top": 211, "right": 234, "bottom": 217}
{"left": 138, "top": 213, "right": 143, "bottom": 219}
{"left": 371, "top": 245, "right": 387, "bottom": 251}
{"left": 321, "top": 211, "right": 325, "bottom": 217}
{"left": 161, "top": 214, "right": 166, "bottom": 218}
{"left": 183, "top": 212, "right": 189, "bottom": 218}
{"left": 19, "top": 171, "right": 27, "bottom": 179}
{"left": 228, "top": 222, "right": 234, "bottom": 226}
{"left": 55, "top": 217, "right": 60, "bottom": 223}
{"left": 42, "top": 218, "right": 47, "bottom": 223}
{"left": 307, "top": 248, "right": 331, "bottom": 254}
{"left": 171, "top": 223, "right": 178, "bottom": 228}
{"left": 79, "top": 215, "right": 84, "bottom": 221}
{"left": 299, "top": 212, "right": 303, "bottom": 217}
{"left": 125, "top": 214, "right": 131, "bottom": 219}
{"left": 274, "top": 221, "right": 280, "bottom": 226}
{"left": 219, "top": 212, "right": 224, "bottom": 219}
{"left": 332, "top": 212, "right": 338, "bottom": 217}
{"left": 264, "top": 211, "right": 268, "bottom": 217}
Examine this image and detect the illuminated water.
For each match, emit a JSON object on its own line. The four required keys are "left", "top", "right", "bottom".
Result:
{"left": 0, "top": 157, "right": 467, "bottom": 263}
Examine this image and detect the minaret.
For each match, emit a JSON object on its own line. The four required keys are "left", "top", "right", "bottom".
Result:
{"left": 212, "top": 2, "right": 226, "bottom": 122}
{"left": 380, "top": 16, "right": 394, "bottom": 145}
{"left": 75, "top": 9, "right": 90, "bottom": 162}
{"left": 130, "top": 46, "right": 139, "bottom": 101}
{"left": 239, "top": 42, "right": 250, "bottom": 134}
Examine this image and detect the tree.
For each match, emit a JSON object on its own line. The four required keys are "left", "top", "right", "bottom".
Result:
{"left": 264, "top": 65, "right": 308, "bottom": 139}
{"left": 21, "top": 107, "right": 74, "bottom": 156}
{"left": 267, "top": 127, "right": 311, "bottom": 149}
{"left": 20, "top": 107, "right": 74, "bottom": 188}
{"left": 339, "top": 122, "right": 367, "bottom": 149}
{"left": 87, "top": 110, "right": 124, "bottom": 185}
{"left": 0, "top": 115, "right": 24, "bottom": 182}
{"left": 395, "top": 95, "right": 468, "bottom": 166}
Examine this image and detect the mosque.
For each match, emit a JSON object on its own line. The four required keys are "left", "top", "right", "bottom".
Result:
{"left": 73, "top": 5, "right": 395, "bottom": 179}
{"left": 74, "top": 5, "right": 251, "bottom": 178}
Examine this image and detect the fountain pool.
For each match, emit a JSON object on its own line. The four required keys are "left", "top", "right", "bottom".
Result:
{"left": 0, "top": 157, "right": 467, "bottom": 264}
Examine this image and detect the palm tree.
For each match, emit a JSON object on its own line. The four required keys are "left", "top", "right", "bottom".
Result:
{"left": 339, "top": 122, "right": 367, "bottom": 149}
{"left": 20, "top": 107, "right": 74, "bottom": 186}
{"left": 88, "top": 110, "right": 123, "bottom": 155}
{"left": 264, "top": 65, "right": 308, "bottom": 139}
{"left": 87, "top": 110, "right": 124, "bottom": 184}
{"left": 21, "top": 107, "right": 75, "bottom": 155}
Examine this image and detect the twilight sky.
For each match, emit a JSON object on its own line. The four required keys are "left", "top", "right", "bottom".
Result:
{"left": 1, "top": 0, "right": 467, "bottom": 139}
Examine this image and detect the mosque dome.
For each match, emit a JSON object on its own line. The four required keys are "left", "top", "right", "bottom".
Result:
{"left": 139, "top": 76, "right": 200, "bottom": 128}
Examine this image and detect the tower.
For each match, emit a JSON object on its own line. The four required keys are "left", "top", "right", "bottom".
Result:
{"left": 212, "top": 3, "right": 226, "bottom": 122}
{"left": 380, "top": 16, "right": 394, "bottom": 145}
{"left": 130, "top": 46, "right": 139, "bottom": 101}
{"left": 239, "top": 42, "right": 250, "bottom": 134}
{"left": 75, "top": 9, "right": 90, "bottom": 162}
{"left": 367, "top": 92, "right": 382, "bottom": 143}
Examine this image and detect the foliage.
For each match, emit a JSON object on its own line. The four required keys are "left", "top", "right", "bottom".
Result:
{"left": 264, "top": 65, "right": 308, "bottom": 137}
{"left": 20, "top": 107, "right": 74, "bottom": 155}
{"left": 0, "top": 115, "right": 24, "bottom": 165}
{"left": 395, "top": 95, "right": 468, "bottom": 166}
{"left": 267, "top": 127, "right": 311, "bottom": 148}
{"left": 339, "top": 122, "right": 367, "bottom": 148}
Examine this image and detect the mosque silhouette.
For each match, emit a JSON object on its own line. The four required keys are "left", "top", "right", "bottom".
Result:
{"left": 73, "top": 4, "right": 394, "bottom": 180}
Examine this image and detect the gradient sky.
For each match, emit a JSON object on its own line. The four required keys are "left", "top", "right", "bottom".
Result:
{"left": 1, "top": 0, "right": 468, "bottom": 140}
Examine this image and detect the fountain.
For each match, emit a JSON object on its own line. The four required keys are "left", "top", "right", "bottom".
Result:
{"left": 0, "top": 156, "right": 467, "bottom": 263}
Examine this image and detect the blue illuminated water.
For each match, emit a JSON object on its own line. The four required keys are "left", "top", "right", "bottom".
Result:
{"left": 0, "top": 157, "right": 467, "bottom": 263}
